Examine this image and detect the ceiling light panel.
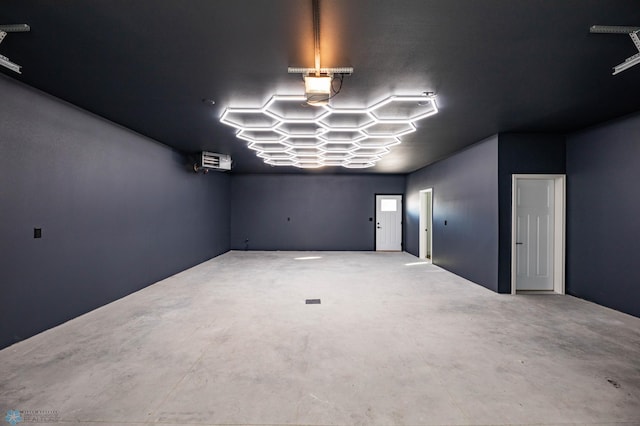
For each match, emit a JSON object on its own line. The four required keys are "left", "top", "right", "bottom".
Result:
{"left": 220, "top": 94, "right": 438, "bottom": 169}
{"left": 236, "top": 130, "right": 285, "bottom": 142}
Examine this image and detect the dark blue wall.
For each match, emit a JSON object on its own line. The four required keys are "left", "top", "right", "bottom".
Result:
{"left": 497, "top": 134, "right": 566, "bottom": 293}
{"left": 230, "top": 174, "right": 405, "bottom": 250}
{"left": 0, "top": 75, "right": 230, "bottom": 349}
{"left": 566, "top": 112, "right": 640, "bottom": 317}
{"left": 405, "top": 136, "right": 500, "bottom": 291}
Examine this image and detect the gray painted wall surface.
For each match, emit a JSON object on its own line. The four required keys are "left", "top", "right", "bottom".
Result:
{"left": 405, "top": 137, "right": 499, "bottom": 291}
{"left": 497, "top": 134, "right": 566, "bottom": 293}
{"left": 0, "top": 76, "right": 230, "bottom": 349}
{"left": 566, "top": 112, "right": 640, "bottom": 317}
{"left": 230, "top": 174, "right": 405, "bottom": 250}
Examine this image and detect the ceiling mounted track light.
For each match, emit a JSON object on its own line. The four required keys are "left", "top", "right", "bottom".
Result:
{"left": 0, "top": 23, "right": 30, "bottom": 74}
{"left": 590, "top": 25, "right": 640, "bottom": 75}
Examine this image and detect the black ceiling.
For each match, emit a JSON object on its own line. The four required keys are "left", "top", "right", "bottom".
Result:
{"left": 2, "top": 1, "right": 640, "bottom": 173}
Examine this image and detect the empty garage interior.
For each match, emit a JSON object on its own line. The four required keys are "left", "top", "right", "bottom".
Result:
{"left": 1, "top": 1, "right": 640, "bottom": 425}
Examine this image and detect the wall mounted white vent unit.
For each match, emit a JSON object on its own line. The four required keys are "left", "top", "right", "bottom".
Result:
{"left": 196, "top": 151, "right": 231, "bottom": 172}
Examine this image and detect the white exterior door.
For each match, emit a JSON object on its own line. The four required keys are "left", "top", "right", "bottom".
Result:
{"left": 376, "top": 195, "right": 402, "bottom": 251}
{"left": 515, "top": 179, "right": 554, "bottom": 290}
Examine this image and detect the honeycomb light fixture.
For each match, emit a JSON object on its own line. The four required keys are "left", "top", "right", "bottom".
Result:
{"left": 220, "top": 93, "right": 438, "bottom": 169}
{"left": 218, "top": 0, "right": 439, "bottom": 169}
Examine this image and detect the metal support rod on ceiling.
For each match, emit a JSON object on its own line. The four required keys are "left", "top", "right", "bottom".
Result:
{"left": 312, "top": 0, "right": 321, "bottom": 75}
{"left": 590, "top": 25, "right": 640, "bottom": 34}
{"left": 0, "top": 23, "right": 30, "bottom": 74}
{"left": 590, "top": 25, "right": 640, "bottom": 75}
{"left": 0, "top": 24, "right": 30, "bottom": 33}
{"left": 287, "top": 1, "right": 352, "bottom": 77}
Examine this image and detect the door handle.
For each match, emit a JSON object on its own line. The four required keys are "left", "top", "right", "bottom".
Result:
{"left": 516, "top": 242, "right": 524, "bottom": 245}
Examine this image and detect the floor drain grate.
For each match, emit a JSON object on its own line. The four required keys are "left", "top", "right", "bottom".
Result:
{"left": 305, "top": 299, "right": 321, "bottom": 304}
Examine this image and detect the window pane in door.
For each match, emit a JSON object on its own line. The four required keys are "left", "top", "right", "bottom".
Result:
{"left": 381, "top": 199, "right": 397, "bottom": 211}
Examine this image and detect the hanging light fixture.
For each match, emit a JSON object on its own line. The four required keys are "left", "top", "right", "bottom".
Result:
{"left": 219, "top": 1, "right": 439, "bottom": 169}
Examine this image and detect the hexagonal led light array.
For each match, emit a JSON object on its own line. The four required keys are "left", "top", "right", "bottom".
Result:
{"left": 220, "top": 94, "right": 438, "bottom": 169}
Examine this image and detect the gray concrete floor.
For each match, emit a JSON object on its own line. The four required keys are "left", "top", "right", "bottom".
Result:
{"left": 1, "top": 251, "right": 639, "bottom": 426}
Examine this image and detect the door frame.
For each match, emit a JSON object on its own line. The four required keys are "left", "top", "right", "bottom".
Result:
{"left": 419, "top": 188, "right": 433, "bottom": 260}
{"left": 374, "top": 193, "right": 404, "bottom": 251}
{"left": 511, "top": 174, "right": 566, "bottom": 294}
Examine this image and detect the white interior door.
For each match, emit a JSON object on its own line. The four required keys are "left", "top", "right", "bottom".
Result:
{"left": 419, "top": 189, "right": 433, "bottom": 259}
{"left": 426, "top": 192, "right": 432, "bottom": 259}
{"left": 376, "top": 195, "right": 402, "bottom": 251}
{"left": 515, "top": 179, "right": 554, "bottom": 290}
